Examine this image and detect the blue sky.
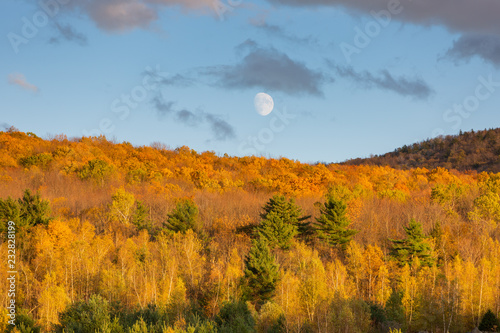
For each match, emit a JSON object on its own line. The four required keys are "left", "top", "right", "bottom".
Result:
{"left": 2, "top": 0, "right": 500, "bottom": 163}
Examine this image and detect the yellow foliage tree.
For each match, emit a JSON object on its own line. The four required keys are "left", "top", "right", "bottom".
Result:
{"left": 37, "top": 272, "right": 70, "bottom": 330}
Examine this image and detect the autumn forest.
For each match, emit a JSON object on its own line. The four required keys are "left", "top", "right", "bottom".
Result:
{"left": 1, "top": 128, "right": 500, "bottom": 333}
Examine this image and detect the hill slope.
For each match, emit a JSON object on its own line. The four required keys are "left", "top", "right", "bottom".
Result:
{"left": 342, "top": 128, "right": 500, "bottom": 172}
{"left": 0, "top": 129, "right": 499, "bottom": 333}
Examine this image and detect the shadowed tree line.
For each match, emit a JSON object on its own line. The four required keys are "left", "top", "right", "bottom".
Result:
{"left": 343, "top": 128, "right": 500, "bottom": 173}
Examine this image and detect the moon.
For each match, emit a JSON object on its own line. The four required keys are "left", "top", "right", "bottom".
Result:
{"left": 254, "top": 93, "right": 274, "bottom": 116}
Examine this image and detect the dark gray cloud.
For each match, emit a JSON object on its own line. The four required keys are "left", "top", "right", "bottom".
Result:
{"left": 175, "top": 109, "right": 200, "bottom": 126}
{"left": 203, "top": 43, "right": 326, "bottom": 96}
{"left": 444, "top": 34, "right": 500, "bottom": 67}
{"left": 333, "top": 65, "right": 434, "bottom": 99}
{"left": 204, "top": 113, "right": 236, "bottom": 141}
{"left": 49, "top": 23, "right": 88, "bottom": 45}
{"left": 152, "top": 95, "right": 175, "bottom": 116}
{"left": 266, "top": 0, "right": 500, "bottom": 35}
{"left": 151, "top": 95, "right": 235, "bottom": 141}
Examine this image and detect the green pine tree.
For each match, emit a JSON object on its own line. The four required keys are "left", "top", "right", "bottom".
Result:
{"left": 0, "top": 190, "right": 51, "bottom": 260}
{"left": 164, "top": 198, "right": 199, "bottom": 233}
{"left": 314, "top": 196, "right": 358, "bottom": 249}
{"left": 244, "top": 236, "right": 280, "bottom": 305}
{"left": 258, "top": 211, "right": 297, "bottom": 250}
{"left": 58, "top": 294, "right": 122, "bottom": 332}
{"left": 0, "top": 189, "right": 51, "bottom": 231}
{"left": 216, "top": 301, "right": 256, "bottom": 333}
{"left": 0, "top": 197, "right": 21, "bottom": 229}
{"left": 429, "top": 221, "right": 446, "bottom": 266}
{"left": 132, "top": 201, "right": 153, "bottom": 233}
{"left": 479, "top": 309, "right": 499, "bottom": 332}
{"left": 260, "top": 195, "right": 312, "bottom": 241}
{"left": 390, "top": 219, "right": 435, "bottom": 267}
{"left": 385, "top": 290, "right": 405, "bottom": 325}
{"left": 19, "top": 189, "right": 52, "bottom": 227}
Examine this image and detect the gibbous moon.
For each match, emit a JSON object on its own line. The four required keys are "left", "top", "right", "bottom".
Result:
{"left": 254, "top": 93, "right": 274, "bottom": 116}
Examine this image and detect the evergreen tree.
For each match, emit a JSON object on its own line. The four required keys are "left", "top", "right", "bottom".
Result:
{"left": 164, "top": 198, "right": 199, "bottom": 233}
{"left": 0, "top": 197, "right": 20, "bottom": 229}
{"left": 390, "top": 219, "right": 435, "bottom": 267}
{"left": 479, "top": 309, "right": 499, "bottom": 332}
{"left": 244, "top": 237, "right": 280, "bottom": 305}
{"left": 260, "top": 194, "right": 312, "bottom": 241}
{"left": 0, "top": 189, "right": 51, "bottom": 232}
{"left": 19, "top": 189, "right": 52, "bottom": 227}
{"left": 314, "top": 196, "right": 358, "bottom": 249}
{"left": 429, "top": 221, "right": 446, "bottom": 266}
{"left": 216, "top": 301, "right": 256, "bottom": 333}
{"left": 57, "top": 295, "right": 122, "bottom": 332}
{"left": 132, "top": 201, "right": 153, "bottom": 233}
{"left": 385, "top": 290, "right": 405, "bottom": 325}
{"left": 10, "top": 308, "right": 41, "bottom": 333}
{"left": 258, "top": 211, "right": 297, "bottom": 250}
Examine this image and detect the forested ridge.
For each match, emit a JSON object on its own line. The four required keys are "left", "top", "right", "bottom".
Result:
{"left": 0, "top": 128, "right": 499, "bottom": 333}
{"left": 343, "top": 128, "right": 500, "bottom": 173}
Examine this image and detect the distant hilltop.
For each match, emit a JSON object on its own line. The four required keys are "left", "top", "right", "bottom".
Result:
{"left": 342, "top": 128, "right": 500, "bottom": 173}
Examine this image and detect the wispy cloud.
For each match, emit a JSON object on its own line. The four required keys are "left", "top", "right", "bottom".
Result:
{"left": 143, "top": 68, "right": 195, "bottom": 87}
{"left": 49, "top": 23, "right": 88, "bottom": 45}
{"left": 204, "top": 113, "right": 236, "bottom": 141}
{"left": 444, "top": 34, "right": 500, "bottom": 67}
{"left": 202, "top": 41, "right": 327, "bottom": 96}
{"left": 254, "top": 22, "right": 317, "bottom": 45}
{"left": 152, "top": 96, "right": 176, "bottom": 117}
{"left": 333, "top": 65, "right": 434, "bottom": 99}
{"left": 8, "top": 73, "right": 39, "bottom": 93}
{"left": 152, "top": 95, "right": 235, "bottom": 141}
{"left": 1, "top": 123, "right": 12, "bottom": 131}
{"left": 249, "top": 14, "right": 317, "bottom": 46}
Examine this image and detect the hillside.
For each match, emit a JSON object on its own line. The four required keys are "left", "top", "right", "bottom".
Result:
{"left": 343, "top": 128, "right": 500, "bottom": 172}
{"left": 0, "top": 128, "right": 499, "bottom": 333}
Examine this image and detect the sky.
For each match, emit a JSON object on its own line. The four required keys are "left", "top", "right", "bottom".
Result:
{"left": 2, "top": 0, "right": 500, "bottom": 163}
